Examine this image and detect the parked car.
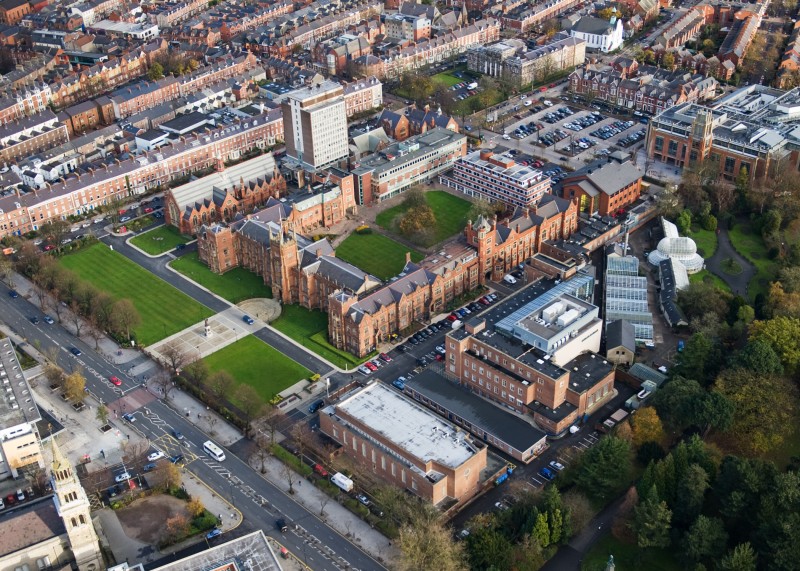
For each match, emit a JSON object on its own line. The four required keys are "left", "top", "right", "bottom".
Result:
{"left": 358, "top": 365, "right": 372, "bottom": 375}
{"left": 8, "top": 290, "right": 18, "bottom": 298}
{"left": 206, "top": 528, "right": 222, "bottom": 540}
{"left": 539, "top": 467, "right": 555, "bottom": 480}
{"left": 120, "top": 216, "right": 131, "bottom": 222}
{"left": 379, "top": 352, "right": 392, "bottom": 363}
{"left": 148, "top": 451, "right": 165, "bottom": 462}
{"left": 114, "top": 472, "right": 131, "bottom": 483}
{"left": 393, "top": 377, "right": 406, "bottom": 390}
{"left": 43, "top": 315, "right": 54, "bottom": 324}
{"left": 142, "top": 463, "right": 157, "bottom": 472}
{"left": 356, "top": 494, "right": 372, "bottom": 507}
{"left": 313, "top": 464, "right": 329, "bottom": 477}
{"left": 549, "top": 461, "right": 565, "bottom": 471}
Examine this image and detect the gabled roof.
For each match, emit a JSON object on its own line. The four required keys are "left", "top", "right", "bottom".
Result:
{"left": 606, "top": 319, "right": 636, "bottom": 352}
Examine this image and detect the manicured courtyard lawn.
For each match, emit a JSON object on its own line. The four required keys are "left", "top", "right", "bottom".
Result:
{"left": 60, "top": 244, "right": 212, "bottom": 345}
{"left": 170, "top": 253, "right": 272, "bottom": 303}
{"left": 688, "top": 224, "right": 717, "bottom": 258}
{"left": 375, "top": 190, "right": 473, "bottom": 246}
{"left": 203, "top": 336, "right": 310, "bottom": 402}
{"left": 581, "top": 534, "right": 682, "bottom": 571}
{"left": 130, "top": 225, "right": 188, "bottom": 256}
{"left": 689, "top": 269, "right": 731, "bottom": 292}
{"left": 272, "top": 305, "right": 366, "bottom": 369}
{"left": 336, "top": 233, "right": 423, "bottom": 281}
{"left": 728, "top": 221, "right": 779, "bottom": 301}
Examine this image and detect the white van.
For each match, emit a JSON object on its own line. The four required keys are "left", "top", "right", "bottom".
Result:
{"left": 503, "top": 274, "right": 517, "bottom": 284}
{"left": 203, "top": 440, "right": 226, "bottom": 461}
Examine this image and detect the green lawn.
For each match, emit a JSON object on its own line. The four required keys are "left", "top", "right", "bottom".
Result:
{"left": 60, "top": 244, "right": 212, "bottom": 345}
{"left": 689, "top": 269, "right": 731, "bottom": 292}
{"left": 728, "top": 221, "right": 779, "bottom": 301}
{"left": 130, "top": 225, "right": 189, "bottom": 256}
{"left": 432, "top": 71, "right": 462, "bottom": 87}
{"left": 202, "top": 336, "right": 310, "bottom": 403}
{"left": 688, "top": 225, "right": 717, "bottom": 258}
{"left": 272, "top": 305, "right": 367, "bottom": 369}
{"left": 375, "top": 190, "right": 473, "bottom": 247}
{"left": 170, "top": 253, "right": 272, "bottom": 304}
{"left": 581, "top": 534, "right": 682, "bottom": 571}
{"left": 336, "top": 233, "right": 423, "bottom": 281}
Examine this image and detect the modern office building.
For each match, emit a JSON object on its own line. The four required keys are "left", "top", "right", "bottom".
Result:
{"left": 351, "top": 128, "right": 467, "bottom": 204}
{"left": 441, "top": 148, "right": 551, "bottom": 208}
{"left": 319, "top": 381, "right": 488, "bottom": 506}
{"left": 282, "top": 79, "right": 350, "bottom": 170}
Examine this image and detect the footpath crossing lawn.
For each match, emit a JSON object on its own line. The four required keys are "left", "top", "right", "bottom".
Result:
{"left": 203, "top": 335, "right": 310, "bottom": 402}
{"left": 171, "top": 253, "right": 272, "bottom": 303}
{"left": 376, "top": 190, "right": 473, "bottom": 247}
{"left": 129, "top": 225, "right": 188, "bottom": 256}
{"left": 336, "top": 233, "right": 423, "bottom": 281}
{"left": 728, "top": 221, "right": 779, "bottom": 301}
{"left": 272, "top": 304, "right": 366, "bottom": 369}
{"left": 60, "top": 244, "right": 212, "bottom": 345}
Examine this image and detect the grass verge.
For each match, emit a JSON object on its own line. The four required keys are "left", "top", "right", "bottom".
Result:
{"left": 335, "top": 233, "right": 423, "bottom": 281}
{"left": 60, "top": 244, "right": 212, "bottom": 345}
{"left": 272, "top": 305, "right": 366, "bottom": 369}
{"left": 203, "top": 336, "right": 310, "bottom": 402}
{"left": 688, "top": 225, "right": 717, "bottom": 258}
{"left": 170, "top": 253, "right": 272, "bottom": 303}
{"left": 689, "top": 269, "right": 731, "bottom": 292}
{"left": 129, "top": 225, "right": 188, "bottom": 256}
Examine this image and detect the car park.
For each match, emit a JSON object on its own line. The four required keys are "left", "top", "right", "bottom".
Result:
{"left": 494, "top": 501, "right": 509, "bottom": 511}
{"left": 365, "top": 362, "right": 378, "bottom": 372}
{"left": 549, "top": 461, "right": 565, "bottom": 471}
{"left": 435, "top": 345, "right": 446, "bottom": 355}
{"left": 358, "top": 365, "right": 372, "bottom": 375}
{"left": 539, "top": 467, "right": 555, "bottom": 480}
{"left": 148, "top": 451, "right": 165, "bottom": 462}
{"left": 114, "top": 472, "right": 131, "bottom": 483}
{"left": 393, "top": 377, "right": 407, "bottom": 390}
{"left": 379, "top": 352, "right": 392, "bottom": 362}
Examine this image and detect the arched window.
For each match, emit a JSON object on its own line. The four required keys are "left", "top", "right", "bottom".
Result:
{"left": 79, "top": 514, "right": 86, "bottom": 525}
{"left": 71, "top": 517, "right": 78, "bottom": 528}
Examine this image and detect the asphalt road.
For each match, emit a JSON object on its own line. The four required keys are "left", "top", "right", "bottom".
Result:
{"left": 0, "top": 285, "right": 384, "bottom": 571}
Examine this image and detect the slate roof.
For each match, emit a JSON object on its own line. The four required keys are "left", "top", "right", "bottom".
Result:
{"left": 606, "top": 319, "right": 636, "bottom": 352}
{"left": 346, "top": 265, "right": 437, "bottom": 321}
{"left": 572, "top": 16, "right": 615, "bottom": 36}
{"left": 0, "top": 498, "right": 66, "bottom": 557}
{"left": 562, "top": 155, "right": 641, "bottom": 196}
{"left": 303, "top": 255, "right": 381, "bottom": 295}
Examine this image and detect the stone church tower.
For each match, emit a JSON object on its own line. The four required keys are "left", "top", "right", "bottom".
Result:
{"left": 269, "top": 220, "right": 300, "bottom": 304}
{"left": 51, "top": 437, "right": 103, "bottom": 571}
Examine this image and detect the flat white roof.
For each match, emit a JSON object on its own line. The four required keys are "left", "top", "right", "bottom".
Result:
{"left": 335, "top": 383, "right": 478, "bottom": 469}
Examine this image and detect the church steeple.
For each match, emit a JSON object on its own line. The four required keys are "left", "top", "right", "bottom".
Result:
{"left": 50, "top": 436, "right": 103, "bottom": 571}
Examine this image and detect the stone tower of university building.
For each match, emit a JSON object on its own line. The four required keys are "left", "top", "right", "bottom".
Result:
{"left": 269, "top": 221, "right": 300, "bottom": 304}
{"left": 51, "top": 437, "right": 103, "bottom": 571}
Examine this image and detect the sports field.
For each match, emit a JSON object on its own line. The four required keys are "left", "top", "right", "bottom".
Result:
{"left": 60, "top": 244, "right": 212, "bottom": 345}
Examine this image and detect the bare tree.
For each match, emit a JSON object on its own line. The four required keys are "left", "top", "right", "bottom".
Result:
{"left": 69, "top": 301, "right": 85, "bottom": 338}
{"left": 161, "top": 341, "right": 188, "bottom": 375}
{"left": 291, "top": 422, "right": 313, "bottom": 463}
{"left": 235, "top": 385, "right": 265, "bottom": 436}
{"left": 319, "top": 494, "right": 331, "bottom": 517}
{"left": 251, "top": 434, "right": 271, "bottom": 474}
{"left": 208, "top": 370, "right": 235, "bottom": 402}
{"left": 90, "top": 290, "right": 116, "bottom": 330}
{"left": 44, "top": 363, "right": 65, "bottom": 388}
{"left": 280, "top": 462, "right": 297, "bottom": 494}
{"left": 262, "top": 405, "right": 289, "bottom": 446}
{"left": 0, "top": 254, "right": 13, "bottom": 287}
{"left": 87, "top": 314, "right": 104, "bottom": 350}
{"left": 111, "top": 298, "right": 140, "bottom": 341}
{"left": 31, "top": 274, "right": 49, "bottom": 311}
{"left": 51, "top": 289, "right": 65, "bottom": 323}
{"left": 153, "top": 371, "right": 176, "bottom": 400}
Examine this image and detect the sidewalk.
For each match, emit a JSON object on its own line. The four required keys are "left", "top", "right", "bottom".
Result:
{"left": 246, "top": 448, "right": 400, "bottom": 565}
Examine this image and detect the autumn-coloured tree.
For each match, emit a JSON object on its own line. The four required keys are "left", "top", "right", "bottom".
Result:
{"left": 187, "top": 497, "right": 205, "bottom": 518}
{"left": 631, "top": 407, "right": 666, "bottom": 448}
{"left": 63, "top": 370, "right": 86, "bottom": 402}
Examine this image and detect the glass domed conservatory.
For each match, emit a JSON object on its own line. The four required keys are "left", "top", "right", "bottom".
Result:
{"left": 647, "top": 218, "right": 705, "bottom": 274}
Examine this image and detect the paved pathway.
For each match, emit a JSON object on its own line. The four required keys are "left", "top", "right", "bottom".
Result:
{"left": 704, "top": 227, "right": 755, "bottom": 297}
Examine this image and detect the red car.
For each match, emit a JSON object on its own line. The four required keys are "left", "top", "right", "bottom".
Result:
{"left": 447, "top": 314, "right": 458, "bottom": 321}
{"left": 144, "top": 207, "right": 154, "bottom": 213}
{"left": 435, "top": 354, "right": 444, "bottom": 361}
{"left": 365, "top": 362, "right": 378, "bottom": 372}
{"left": 44, "top": 244, "right": 56, "bottom": 251}
{"left": 109, "top": 376, "right": 122, "bottom": 386}
{"left": 313, "top": 464, "right": 329, "bottom": 477}
{"left": 379, "top": 352, "right": 392, "bottom": 363}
